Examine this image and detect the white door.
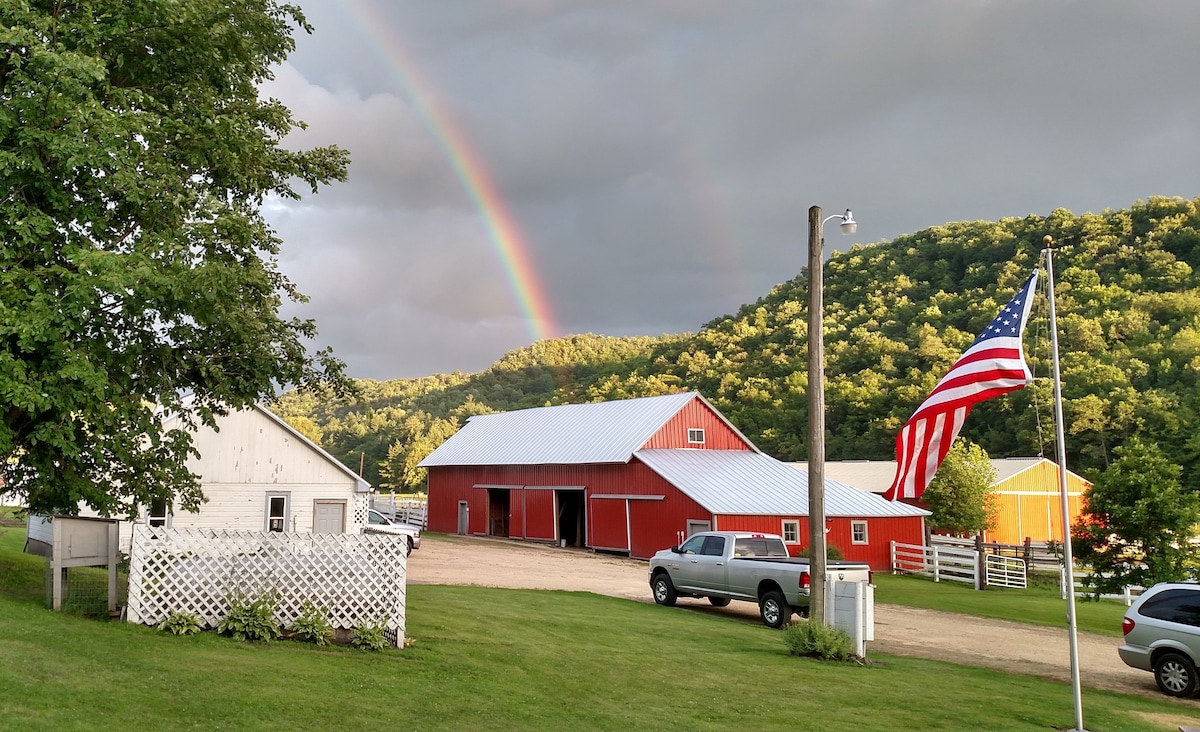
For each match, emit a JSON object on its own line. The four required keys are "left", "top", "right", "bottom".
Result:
{"left": 314, "top": 501, "right": 345, "bottom": 534}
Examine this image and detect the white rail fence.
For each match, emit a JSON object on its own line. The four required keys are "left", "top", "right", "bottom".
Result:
{"left": 890, "top": 541, "right": 985, "bottom": 589}
{"left": 892, "top": 539, "right": 1147, "bottom": 601}
{"left": 126, "top": 525, "right": 407, "bottom": 646}
{"left": 1063, "top": 568, "right": 1144, "bottom": 606}
{"left": 985, "top": 554, "right": 1028, "bottom": 589}
{"left": 371, "top": 495, "right": 428, "bottom": 529}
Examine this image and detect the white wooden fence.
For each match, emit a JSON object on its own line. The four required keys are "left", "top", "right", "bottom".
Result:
{"left": 126, "top": 525, "right": 407, "bottom": 646}
{"left": 891, "top": 541, "right": 1030, "bottom": 590}
{"left": 890, "top": 541, "right": 983, "bottom": 589}
{"left": 1063, "top": 568, "right": 1144, "bottom": 606}
{"left": 371, "top": 495, "right": 428, "bottom": 529}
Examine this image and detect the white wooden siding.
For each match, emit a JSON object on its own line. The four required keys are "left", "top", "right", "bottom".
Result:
{"left": 75, "top": 405, "right": 368, "bottom": 552}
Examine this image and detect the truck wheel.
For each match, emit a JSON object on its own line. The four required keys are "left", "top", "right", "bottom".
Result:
{"left": 1155, "top": 652, "right": 1199, "bottom": 697}
{"left": 405, "top": 537, "right": 414, "bottom": 557}
{"left": 708, "top": 597, "right": 731, "bottom": 607}
{"left": 759, "top": 590, "right": 792, "bottom": 629}
{"left": 651, "top": 573, "right": 677, "bottom": 607}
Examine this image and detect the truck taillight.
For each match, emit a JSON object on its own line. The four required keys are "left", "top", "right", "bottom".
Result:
{"left": 868, "top": 570, "right": 873, "bottom": 585}
{"left": 799, "top": 571, "right": 810, "bottom": 590}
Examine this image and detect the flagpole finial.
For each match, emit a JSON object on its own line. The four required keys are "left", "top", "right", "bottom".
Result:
{"left": 1043, "top": 235, "right": 1054, "bottom": 246}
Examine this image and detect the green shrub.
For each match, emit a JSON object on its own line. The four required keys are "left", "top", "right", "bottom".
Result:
{"left": 796, "top": 545, "right": 844, "bottom": 560}
{"left": 352, "top": 616, "right": 390, "bottom": 651}
{"left": 782, "top": 620, "right": 855, "bottom": 662}
{"left": 158, "top": 610, "right": 203, "bottom": 635}
{"left": 290, "top": 601, "right": 334, "bottom": 646}
{"left": 217, "top": 591, "right": 281, "bottom": 642}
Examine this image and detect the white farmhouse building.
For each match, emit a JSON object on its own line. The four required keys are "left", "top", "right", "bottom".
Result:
{"left": 27, "top": 403, "right": 370, "bottom": 554}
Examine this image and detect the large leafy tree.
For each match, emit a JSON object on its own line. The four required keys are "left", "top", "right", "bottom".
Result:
{"left": 921, "top": 439, "right": 997, "bottom": 537}
{"left": 1, "top": 1, "right": 351, "bottom": 516}
{"left": 1072, "top": 438, "right": 1200, "bottom": 596}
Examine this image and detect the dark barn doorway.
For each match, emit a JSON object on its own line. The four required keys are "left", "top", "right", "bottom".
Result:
{"left": 487, "top": 488, "right": 509, "bottom": 537}
{"left": 556, "top": 489, "right": 586, "bottom": 548}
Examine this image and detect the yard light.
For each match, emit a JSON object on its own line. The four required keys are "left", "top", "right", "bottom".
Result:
{"left": 807, "top": 204, "right": 857, "bottom": 625}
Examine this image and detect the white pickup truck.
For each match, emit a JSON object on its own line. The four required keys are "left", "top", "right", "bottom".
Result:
{"left": 648, "top": 531, "right": 872, "bottom": 628}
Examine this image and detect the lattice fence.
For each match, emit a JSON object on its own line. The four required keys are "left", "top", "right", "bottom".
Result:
{"left": 126, "top": 525, "right": 406, "bottom": 646}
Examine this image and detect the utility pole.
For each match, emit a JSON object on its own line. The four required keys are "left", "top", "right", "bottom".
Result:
{"left": 807, "top": 204, "right": 828, "bottom": 625}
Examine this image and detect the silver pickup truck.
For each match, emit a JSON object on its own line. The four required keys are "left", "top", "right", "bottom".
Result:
{"left": 648, "top": 531, "right": 872, "bottom": 628}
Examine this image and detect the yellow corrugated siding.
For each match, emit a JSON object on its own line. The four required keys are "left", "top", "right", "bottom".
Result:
{"left": 985, "top": 461, "right": 1089, "bottom": 544}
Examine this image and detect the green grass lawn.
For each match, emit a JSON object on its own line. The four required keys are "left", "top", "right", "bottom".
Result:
{"left": 1, "top": 525, "right": 1198, "bottom": 731}
{"left": 873, "top": 572, "right": 1129, "bottom": 637}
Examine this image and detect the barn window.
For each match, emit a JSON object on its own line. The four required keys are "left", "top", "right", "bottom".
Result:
{"left": 266, "top": 493, "right": 290, "bottom": 533}
{"left": 781, "top": 520, "right": 799, "bottom": 544}
{"left": 687, "top": 428, "right": 705, "bottom": 444}
{"left": 851, "top": 520, "right": 868, "bottom": 545}
{"left": 148, "top": 497, "right": 170, "bottom": 528}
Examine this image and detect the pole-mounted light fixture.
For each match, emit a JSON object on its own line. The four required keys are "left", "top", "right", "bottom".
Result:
{"left": 839, "top": 209, "right": 857, "bottom": 235}
{"left": 807, "top": 204, "right": 857, "bottom": 626}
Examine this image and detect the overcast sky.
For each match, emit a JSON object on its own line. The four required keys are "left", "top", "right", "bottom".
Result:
{"left": 262, "top": 0, "right": 1200, "bottom": 380}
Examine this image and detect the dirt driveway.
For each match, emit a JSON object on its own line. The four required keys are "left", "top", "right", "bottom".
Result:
{"left": 408, "top": 534, "right": 1185, "bottom": 705}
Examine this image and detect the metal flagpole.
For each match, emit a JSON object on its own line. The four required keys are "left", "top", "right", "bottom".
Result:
{"left": 1043, "top": 236, "right": 1087, "bottom": 732}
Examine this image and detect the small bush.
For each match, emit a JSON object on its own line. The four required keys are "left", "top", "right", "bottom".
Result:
{"left": 782, "top": 620, "right": 855, "bottom": 662}
{"left": 290, "top": 601, "right": 334, "bottom": 646}
{"left": 796, "top": 545, "right": 845, "bottom": 560}
{"left": 352, "top": 616, "right": 390, "bottom": 651}
{"left": 217, "top": 591, "right": 281, "bottom": 642}
{"left": 158, "top": 610, "right": 203, "bottom": 635}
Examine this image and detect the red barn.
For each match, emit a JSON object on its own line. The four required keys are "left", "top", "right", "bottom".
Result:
{"left": 419, "top": 392, "right": 927, "bottom": 570}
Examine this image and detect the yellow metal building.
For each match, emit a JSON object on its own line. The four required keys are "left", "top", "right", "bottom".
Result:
{"left": 820, "top": 457, "right": 1089, "bottom": 546}
{"left": 982, "top": 457, "right": 1088, "bottom": 545}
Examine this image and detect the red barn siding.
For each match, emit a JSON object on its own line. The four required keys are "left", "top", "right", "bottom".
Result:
{"left": 713, "top": 514, "right": 924, "bottom": 571}
{"left": 428, "top": 461, "right": 711, "bottom": 557}
{"left": 641, "top": 399, "right": 754, "bottom": 451}
{"left": 522, "top": 488, "right": 557, "bottom": 541}
{"left": 588, "top": 498, "right": 629, "bottom": 551}
{"left": 427, "top": 458, "right": 922, "bottom": 567}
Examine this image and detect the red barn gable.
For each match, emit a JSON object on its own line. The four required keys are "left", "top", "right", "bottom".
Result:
{"left": 419, "top": 392, "right": 926, "bottom": 569}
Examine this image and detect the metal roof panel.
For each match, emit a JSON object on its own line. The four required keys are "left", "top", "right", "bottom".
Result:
{"left": 636, "top": 449, "right": 928, "bottom": 517}
{"left": 419, "top": 392, "right": 704, "bottom": 467}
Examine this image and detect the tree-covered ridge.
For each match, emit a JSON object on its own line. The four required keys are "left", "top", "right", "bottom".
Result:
{"left": 274, "top": 197, "right": 1200, "bottom": 492}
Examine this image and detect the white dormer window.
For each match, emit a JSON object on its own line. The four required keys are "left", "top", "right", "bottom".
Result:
{"left": 687, "top": 428, "right": 705, "bottom": 445}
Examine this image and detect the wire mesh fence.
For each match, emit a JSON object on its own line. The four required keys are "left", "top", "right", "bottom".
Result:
{"left": 44, "top": 562, "right": 127, "bottom": 618}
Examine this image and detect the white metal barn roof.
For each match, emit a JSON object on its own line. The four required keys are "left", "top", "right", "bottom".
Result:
{"left": 815, "top": 457, "right": 1082, "bottom": 495}
{"left": 636, "top": 449, "right": 928, "bottom": 518}
{"left": 419, "top": 392, "right": 756, "bottom": 467}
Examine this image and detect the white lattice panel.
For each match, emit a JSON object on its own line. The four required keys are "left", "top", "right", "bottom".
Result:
{"left": 126, "top": 525, "right": 406, "bottom": 646}
{"left": 352, "top": 494, "right": 370, "bottom": 530}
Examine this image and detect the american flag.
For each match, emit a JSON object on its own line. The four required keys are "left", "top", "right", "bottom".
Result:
{"left": 884, "top": 271, "right": 1039, "bottom": 501}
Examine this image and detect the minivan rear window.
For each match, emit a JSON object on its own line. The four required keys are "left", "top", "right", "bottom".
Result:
{"left": 1139, "top": 589, "right": 1200, "bottom": 627}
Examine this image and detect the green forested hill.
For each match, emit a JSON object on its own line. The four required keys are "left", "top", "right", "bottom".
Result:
{"left": 272, "top": 196, "right": 1200, "bottom": 491}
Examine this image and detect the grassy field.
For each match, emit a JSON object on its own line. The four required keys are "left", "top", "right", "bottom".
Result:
{"left": 2, "top": 525, "right": 1199, "bottom": 731}
{"left": 872, "top": 571, "right": 1128, "bottom": 637}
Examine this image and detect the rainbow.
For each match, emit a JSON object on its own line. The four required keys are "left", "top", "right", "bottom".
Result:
{"left": 334, "top": 0, "right": 556, "bottom": 343}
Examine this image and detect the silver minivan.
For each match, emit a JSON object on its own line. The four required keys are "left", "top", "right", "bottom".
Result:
{"left": 1118, "top": 582, "right": 1200, "bottom": 697}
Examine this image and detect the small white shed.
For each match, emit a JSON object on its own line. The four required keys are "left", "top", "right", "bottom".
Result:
{"left": 37, "top": 403, "right": 371, "bottom": 553}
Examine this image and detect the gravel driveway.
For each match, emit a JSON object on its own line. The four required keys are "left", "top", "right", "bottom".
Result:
{"left": 407, "top": 534, "right": 1183, "bottom": 704}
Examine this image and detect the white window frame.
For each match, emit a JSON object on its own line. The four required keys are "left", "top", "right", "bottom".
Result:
{"left": 851, "top": 520, "right": 868, "bottom": 545}
{"left": 687, "top": 428, "right": 705, "bottom": 445}
{"left": 265, "top": 492, "right": 291, "bottom": 533}
{"left": 781, "top": 519, "right": 800, "bottom": 544}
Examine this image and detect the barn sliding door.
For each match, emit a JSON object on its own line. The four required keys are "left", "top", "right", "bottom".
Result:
{"left": 588, "top": 497, "right": 629, "bottom": 552}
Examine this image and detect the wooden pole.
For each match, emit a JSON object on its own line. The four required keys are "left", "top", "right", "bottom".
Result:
{"left": 807, "top": 205, "right": 828, "bottom": 624}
